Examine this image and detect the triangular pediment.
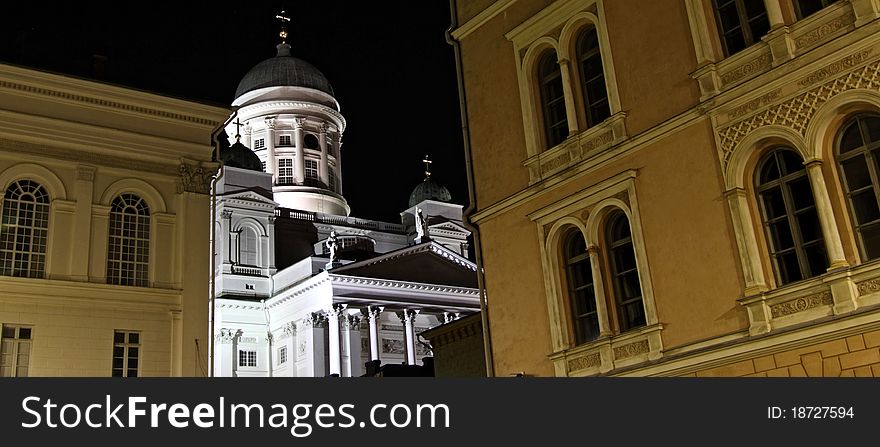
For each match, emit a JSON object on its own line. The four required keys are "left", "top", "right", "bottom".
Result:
{"left": 221, "top": 190, "right": 279, "bottom": 209}
{"left": 330, "top": 242, "right": 477, "bottom": 288}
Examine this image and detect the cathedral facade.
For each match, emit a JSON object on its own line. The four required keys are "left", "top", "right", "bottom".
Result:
{"left": 211, "top": 41, "right": 479, "bottom": 377}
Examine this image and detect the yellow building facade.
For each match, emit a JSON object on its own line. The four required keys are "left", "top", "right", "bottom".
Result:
{"left": 452, "top": 0, "right": 880, "bottom": 376}
{"left": 0, "top": 64, "right": 228, "bottom": 376}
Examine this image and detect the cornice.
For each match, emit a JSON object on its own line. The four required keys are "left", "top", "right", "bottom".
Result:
{"left": 451, "top": 0, "right": 517, "bottom": 41}
{"left": 239, "top": 101, "right": 346, "bottom": 132}
{"left": 329, "top": 274, "right": 480, "bottom": 296}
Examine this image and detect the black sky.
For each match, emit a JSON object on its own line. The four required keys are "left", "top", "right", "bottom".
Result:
{"left": 0, "top": 1, "right": 466, "bottom": 223}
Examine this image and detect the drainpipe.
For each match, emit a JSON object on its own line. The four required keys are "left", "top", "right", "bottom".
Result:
{"left": 447, "top": 0, "right": 495, "bottom": 377}
{"left": 208, "top": 108, "right": 237, "bottom": 377}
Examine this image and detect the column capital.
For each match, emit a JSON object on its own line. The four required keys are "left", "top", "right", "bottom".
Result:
{"left": 216, "top": 328, "right": 242, "bottom": 344}
{"left": 320, "top": 122, "right": 330, "bottom": 134}
{"left": 803, "top": 158, "right": 823, "bottom": 169}
{"left": 302, "top": 312, "right": 327, "bottom": 329}
{"left": 282, "top": 321, "right": 297, "bottom": 338}
{"left": 264, "top": 117, "right": 277, "bottom": 129}
{"left": 294, "top": 117, "right": 306, "bottom": 129}
{"left": 343, "top": 314, "right": 361, "bottom": 330}
{"left": 326, "top": 303, "right": 348, "bottom": 318}
{"left": 76, "top": 165, "right": 96, "bottom": 182}
{"left": 586, "top": 245, "right": 600, "bottom": 256}
{"left": 364, "top": 306, "right": 384, "bottom": 319}
{"left": 221, "top": 209, "right": 233, "bottom": 219}
{"left": 398, "top": 309, "right": 420, "bottom": 324}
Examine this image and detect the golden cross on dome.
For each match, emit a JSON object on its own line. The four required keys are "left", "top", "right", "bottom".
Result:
{"left": 423, "top": 155, "right": 432, "bottom": 178}
{"left": 276, "top": 10, "right": 291, "bottom": 43}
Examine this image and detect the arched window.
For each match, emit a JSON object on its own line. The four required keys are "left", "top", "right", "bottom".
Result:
{"left": 239, "top": 228, "right": 259, "bottom": 267}
{"left": 606, "top": 212, "right": 646, "bottom": 332}
{"left": 107, "top": 193, "right": 150, "bottom": 287}
{"left": 564, "top": 231, "right": 599, "bottom": 344}
{"left": 712, "top": 0, "right": 770, "bottom": 56}
{"left": 576, "top": 28, "right": 610, "bottom": 127}
{"left": 756, "top": 149, "right": 828, "bottom": 285}
{"left": 304, "top": 134, "right": 320, "bottom": 150}
{"left": 538, "top": 51, "right": 568, "bottom": 149}
{"left": 836, "top": 115, "right": 880, "bottom": 261}
{"left": 0, "top": 180, "right": 49, "bottom": 278}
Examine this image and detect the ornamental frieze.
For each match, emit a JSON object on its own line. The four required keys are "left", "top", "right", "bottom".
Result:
{"left": 613, "top": 340, "right": 649, "bottom": 360}
{"left": 720, "top": 53, "right": 771, "bottom": 86}
{"left": 567, "top": 353, "right": 601, "bottom": 372}
{"left": 857, "top": 278, "right": 880, "bottom": 296}
{"left": 769, "top": 291, "right": 832, "bottom": 318}
{"left": 794, "top": 12, "right": 855, "bottom": 50}
{"left": 178, "top": 161, "right": 216, "bottom": 194}
{"left": 716, "top": 53, "right": 880, "bottom": 172}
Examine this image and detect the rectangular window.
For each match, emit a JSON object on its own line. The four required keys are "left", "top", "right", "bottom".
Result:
{"left": 112, "top": 330, "right": 140, "bottom": 377}
{"left": 329, "top": 170, "right": 337, "bottom": 192}
{"left": 254, "top": 138, "right": 265, "bottom": 150}
{"left": 794, "top": 0, "right": 832, "bottom": 19}
{"left": 277, "top": 158, "right": 295, "bottom": 185}
{"left": 279, "top": 135, "right": 292, "bottom": 146}
{"left": 712, "top": 0, "right": 770, "bottom": 56}
{"left": 239, "top": 350, "right": 257, "bottom": 367}
{"left": 279, "top": 346, "right": 288, "bottom": 365}
{"left": 1, "top": 324, "right": 32, "bottom": 377}
{"left": 261, "top": 161, "right": 266, "bottom": 172}
{"left": 305, "top": 159, "right": 319, "bottom": 183}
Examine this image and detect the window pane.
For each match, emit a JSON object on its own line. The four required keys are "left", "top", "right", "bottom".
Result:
{"left": 768, "top": 221, "right": 795, "bottom": 251}
{"left": 795, "top": 0, "right": 827, "bottom": 19}
{"left": 864, "top": 116, "right": 880, "bottom": 143}
{"left": 779, "top": 151, "right": 804, "bottom": 177}
{"left": 760, "top": 187, "right": 787, "bottom": 219}
{"left": 114, "top": 332, "right": 125, "bottom": 344}
{"left": 613, "top": 245, "right": 637, "bottom": 272}
{"left": 723, "top": 30, "right": 747, "bottom": 55}
{"left": 18, "top": 327, "right": 31, "bottom": 340}
{"left": 840, "top": 122, "right": 864, "bottom": 153}
{"left": 128, "top": 333, "right": 139, "bottom": 344}
{"left": 776, "top": 251, "right": 803, "bottom": 284}
{"left": 851, "top": 190, "right": 880, "bottom": 225}
{"left": 748, "top": 15, "right": 770, "bottom": 41}
{"left": 717, "top": 3, "right": 741, "bottom": 31}
{"left": 860, "top": 223, "right": 880, "bottom": 260}
{"left": 797, "top": 209, "right": 823, "bottom": 243}
{"left": 743, "top": 0, "right": 766, "bottom": 17}
{"left": 2, "top": 326, "right": 15, "bottom": 338}
{"left": 788, "top": 177, "right": 814, "bottom": 211}
{"left": 803, "top": 243, "right": 828, "bottom": 276}
{"left": 842, "top": 157, "right": 873, "bottom": 190}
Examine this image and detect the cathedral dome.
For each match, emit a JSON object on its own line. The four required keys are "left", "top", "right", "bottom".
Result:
{"left": 409, "top": 177, "right": 452, "bottom": 208}
{"left": 234, "top": 44, "right": 335, "bottom": 99}
{"left": 221, "top": 140, "right": 263, "bottom": 172}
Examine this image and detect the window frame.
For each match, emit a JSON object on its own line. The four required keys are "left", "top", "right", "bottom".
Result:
{"left": 604, "top": 211, "right": 647, "bottom": 333}
{"left": 575, "top": 27, "right": 611, "bottom": 128}
{"left": 254, "top": 138, "right": 265, "bottom": 150}
{"left": 106, "top": 193, "right": 151, "bottom": 287}
{"left": 0, "top": 179, "right": 49, "bottom": 279}
{"left": 112, "top": 330, "right": 140, "bottom": 378}
{"left": 711, "top": 0, "right": 771, "bottom": 56}
{"left": 793, "top": 0, "right": 834, "bottom": 20}
{"left": 538, "top": 51, "right": 569, "bottom": 150}
{"left": 238, "top": 227, "right": 259, "bottom": 267}
{"left": 278, "top": 135, "right": 292, "bottom": 146}
{"left": 277, "top": 158, "right": 295, "bottom": 185}
{"left": 1, "top": 324, "right": 33, "bottom": 377}
{"left": 239, "top": 349, "right": 257, "bottom": 367}
{"left": 563, "top": 230, "right": 600, "bottom": 345}
{"left": 835, "top": 115, "right": 880, "bottom": 262}
{"left": 755, "top": 148, "right": 828, "bottom": 285}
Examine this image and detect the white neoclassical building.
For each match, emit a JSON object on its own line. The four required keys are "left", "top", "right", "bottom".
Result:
{"left": 212, "top": 40, "right": 479, "bottom": 377}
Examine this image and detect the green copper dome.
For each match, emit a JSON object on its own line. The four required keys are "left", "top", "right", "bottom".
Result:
{"left": 408, "top": 177, "right": 452, "bottom": 208}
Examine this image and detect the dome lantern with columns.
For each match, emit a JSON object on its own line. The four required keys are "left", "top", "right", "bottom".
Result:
{"left": 226, "top": 36, "right": 349, "bottom": 216}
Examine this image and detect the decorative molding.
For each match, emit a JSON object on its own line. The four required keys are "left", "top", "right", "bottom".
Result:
{"left": 720, "top": 53, "right": 771, "bottom": 86}
{"left": 567, "top": 352, "right": 601, "bottom": 372}
{"left": 0, "top": 138, "right": 175, "bottom": 175}
{"left": 770, "top": 291, "right": 833, "bottom": 318}
{"left": 302, "top": 312, "right": 327, "bottom": 329}
{"left": 216, "top": 328, "right": 241, "bottom": 344}
{"left": 282, "top": 321, "right": 297, "bottom": 338}
{"left": 76, "top": 165, "right": 96, "bottom": 182}
{"left": 727, "top": 89, "right": 782, "bottom": 120}
{"left": 582, "top": 130, "right": 614, "bottom": 155}
{"left": 177, "top": 161, "right": 216, "bottom": 194}
{"left": 794, "top": 12, "right": 855, "bottom": 50}
{"left": 0, "top": 79, "right": 222, "bottom": 127}
{"left": 330, "top": 274, "right": 480, "bottom": 296}
{"left": 797, "top": 49, "right": 873, "bottom": 88}
{"left": 717, "top": 53, "right": 880, "bottom": 171}
{"left": 857, "top": 278, "right": 880, "bottom": 296}
{"left": 450, "top": 0, "right": 517, "bottom": 41}
{"left": 613, "top": 340, "right": 649, "bottom": 360}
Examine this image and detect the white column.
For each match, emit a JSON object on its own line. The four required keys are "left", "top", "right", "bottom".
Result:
{"left": 265, "top": 118, "right": 277, "bottom": 180}
{"left": 220, "top": 210, "right": 233, "bottom": 268}
{"left": 214, "top": 329, "right": 237, "bottom": 377}
{"left": 587, "top": 246, "right": 613, "bottom": 337}
{"left": 725, "top": 188, "right": 769, "bottom": 294}
{"left": 763, "top": 0, "right": 785, "bottom": 28}
{"left": 319, "top": 123, "right": 329, "bottom": 186}
{"left": 294, "top": 117, "right": 306, "bottom": 183}
{"left": 326, "top": 304, "right": 346, "bottom": 376}
{"left": 399, "top": 309, "right": 419, "bottom": 365}
{"left": 366, "top": 306, "right": 383, "bottom": 361}
{"left": 243, "top": 123, "right": 253, "bottom": 149}
{"left": 805, "top": 161, "right": 849, "bottom": 270}
{"left": 341, "top": 314, "right": 362, "bottom": 377}
{"left": 335, "top": 133, "right": 344, "bottom": 194}
{"left": 558, "top": 58, "right": 579, "bottom": 134}
{"left": 303, "top": 314, "right": 326, "bottom": 377}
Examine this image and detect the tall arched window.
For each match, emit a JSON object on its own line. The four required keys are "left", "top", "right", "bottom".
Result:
{"left": 538, "top": 51, "right": 568, "bottom": 149}
{"left": 564, "top": 231, "right": 599, "bottom": 344}
{"left": 606, "top": 212, "right": 646, "bottom": 332}
{"left": 576, "top": 28, "right": 610, "bottom": 127}
{"left": 107, "top": 193, "right": 150, "bottom": 287}
{"left": 756, "top": 149, "right": 828, "bottom": 285}
{"left": 0, "top": 180, "right": 49, "bottom": 278}
{"left": 239, "top": 227, "right": 259, "bottom": 266}
{"left": 836, "top": 115, "right": 880, "bottom": 261}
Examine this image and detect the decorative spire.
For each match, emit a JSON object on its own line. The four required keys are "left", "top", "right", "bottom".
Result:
{"left": 276, "top": 9, "right": 291, "bottom": 44}
{"left": 233, "top": 118, "right": 243, "bottom": 142}
{"left": 422, "top": 154, "right": 433, "bottom": 179}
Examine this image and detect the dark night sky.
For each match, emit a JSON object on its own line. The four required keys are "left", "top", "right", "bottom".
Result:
{"left": 0, "top": 1, "right": 467, "bottom": 223}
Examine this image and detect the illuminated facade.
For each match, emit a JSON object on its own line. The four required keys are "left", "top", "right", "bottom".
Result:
{"left": 453, "top": 0, "right": 880, "bottom": 377}
{"left": 211, "top": 38, "right": 479, "bottom": 377}
{"left": 0, "top": 63, "right": 228, "bottom": 376}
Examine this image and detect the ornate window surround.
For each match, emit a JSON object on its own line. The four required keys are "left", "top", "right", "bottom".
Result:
{"left": 687, "top": 0, "right": 874, "bottom": 100}
{"left": 531, "top": 170, "right": 662, "bottom": 376}
{"left": 232, "top": 217, "right": 268, "bottom": 271}
{"left": 506, "top": 0, "right": 627, "bottom": 184}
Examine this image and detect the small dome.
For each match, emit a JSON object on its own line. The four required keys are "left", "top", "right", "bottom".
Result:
{"left": 221, "top": 140, "right": 263, "bottom": 172}
{"left": 234, "top": 44, "right": 334, "bottom": 99}
{"left": 409, "top": 177, "right": 452, "bottom": 208}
